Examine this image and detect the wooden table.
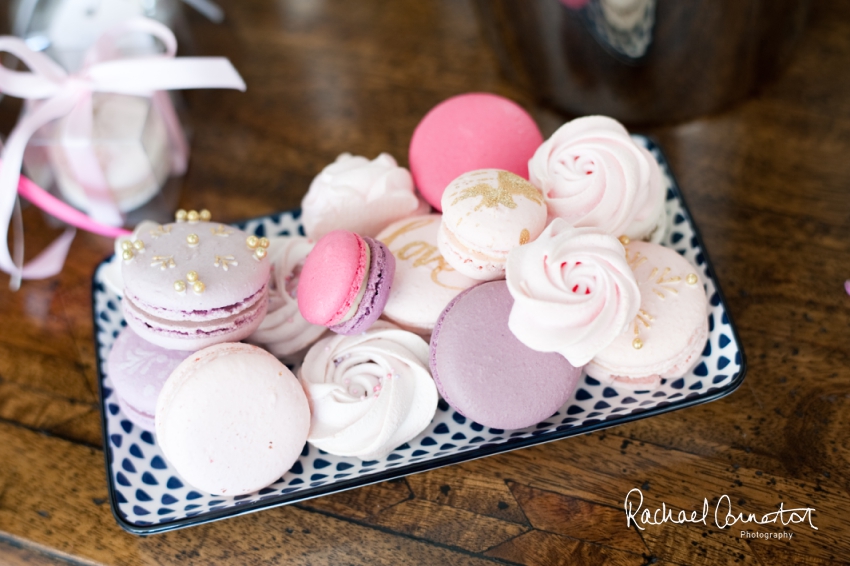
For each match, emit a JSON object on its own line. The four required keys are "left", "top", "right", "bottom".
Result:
{"left": 1, "top": 0, "right": 848, "bottom": 564}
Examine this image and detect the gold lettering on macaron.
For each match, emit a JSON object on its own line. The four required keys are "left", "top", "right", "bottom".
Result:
{"left": 519, "top": 229, "right": 530, "bottom": 245}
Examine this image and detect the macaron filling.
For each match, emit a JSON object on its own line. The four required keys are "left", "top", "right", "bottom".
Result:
{"left": 328, "top": 238, "right": 371, "bottom": 326}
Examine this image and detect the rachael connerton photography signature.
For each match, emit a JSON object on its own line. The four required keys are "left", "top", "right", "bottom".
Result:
{"left": 623, "top": 488, "right": 818, "bottom": 532}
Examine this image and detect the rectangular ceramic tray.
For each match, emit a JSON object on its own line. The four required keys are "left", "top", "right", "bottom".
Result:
{"left": 92, "top": 137, "right": 747, "bottom": 535}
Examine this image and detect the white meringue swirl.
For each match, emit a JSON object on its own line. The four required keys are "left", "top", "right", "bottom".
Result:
{"left": 505, "top": 219, "right": 641, "bottom": 367}
{"left": 302, "top": 153, "right": 430, "bottom": 239}
{"left": 528, "top": 116, "right": 666, "bottom": 241}
{"left": 299, "top": 321, "right": 438, "bottom": 460}
{"left": 247, "top": 236, "right": 327, "bottom": 359}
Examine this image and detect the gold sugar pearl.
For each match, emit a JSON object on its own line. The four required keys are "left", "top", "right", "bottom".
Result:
{"left": 133, "top": 240, "right": 145, "bottom": 251}
{"left": 258, "top": 237, "right": 270, "bottom": 249}
{"left": 254, "top": 247, "right": 268, "bottom": 260}
{"left": 175, "top": 209, "right": 187, "bottom": 222}
{"left": 186, "top": 271, "right": 199, "bottom": 283}
{"left": 619, "top": 235, "right": 630, "bottom": 245}
{"left": 632, "top": 337, "right": 643, "bottom": 350}
{"left": 122, "top": 250, "right": 134, "bottom": 261}
{"left": 187, "top": 233, "right": 199, "bottom": 246}
{"left": 686, "top": 273, "right": 698, "bottom": 285}
{"left": 199, "top": 209, "right": 211, "bottom": 222}
{"left": 187, "top": 210, "right": 200, "bottom": 223}
{"left": 192, "top": 281, "right": 206, "bottom": 294}
{"left": 174, "top": 280, "right": 186, "bottom": 292}
{"left": 246, "top": 235, "right": 259, "bottom": 249}
{"left": 120, "top": 240, "right": 133, "bottom": 252}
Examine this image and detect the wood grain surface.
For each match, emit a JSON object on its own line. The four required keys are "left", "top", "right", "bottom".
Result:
{"left": 1, "top": 0, "right": 849, "bottom": 564}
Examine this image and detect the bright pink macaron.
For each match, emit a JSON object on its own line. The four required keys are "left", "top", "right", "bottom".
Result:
{"left": 409, "top": 93, "right": 544, "bottom": 211}
{"left": 297, "top": 230, "right": 395, "bottom": 335}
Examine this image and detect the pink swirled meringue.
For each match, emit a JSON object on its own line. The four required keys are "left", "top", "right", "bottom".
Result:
{"left": 247, "top": 236, "right": 327, "bottom": 359}
{"left": 298, "top": 321, "right": 438, "bottom": 460}
{"left": 302, "top": 153, "right": 430, "bottom": 239}
{"left": 505, "top": 219, "right": 641, "bottom": 367}
{"left": 528, "top": 116, "right": 666, "bottom": 242}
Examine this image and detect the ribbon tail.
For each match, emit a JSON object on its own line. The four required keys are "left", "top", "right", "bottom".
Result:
{"left": 19, "top": 227, "right": 76, "bottom": 281}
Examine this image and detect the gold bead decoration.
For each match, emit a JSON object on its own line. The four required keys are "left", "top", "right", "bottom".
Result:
{"left": 175, "top": 209, "right": 187, "bottom": 222}
{"left": 120, "top": 240, "right": 133, "bottom": 252}
{"left": 686, "top": 273, "right": 698, "bottom": 285}
{"left": 174, "top": 280, "right": 186, "bottom": 292}
{"left": 254, "top": 247, "right": 267, "bottom": 260}
{"left": 199, "top": 209, "right": 211, "bottom": 222}
{"left": 246, "top": 235, "right": 259, "bottom": 249}
{"left": 186, "top": 233, "right": 199, "bottom": 246}
{"left": 186, "top": 270, "right": 199, "bottom": 283}
{"left": 632, "top": 337, "right": 643, "bottom": 350}
{"left": 133, "top": 239, "right": 145, "bottom": 251}
{"left": 187, "top": 210, "right": 200, "bottom": 223}
{"left": 192, "top": 281, "right": 206, "bottom": 294}
{"left": 122, "top": 250, "right": 134, "bottom": 261}
{"left": 258, "top": 237, "right": 270, "bottom": 249}
{"left": 619, "top": 235, "right": 630, "bottom": 245}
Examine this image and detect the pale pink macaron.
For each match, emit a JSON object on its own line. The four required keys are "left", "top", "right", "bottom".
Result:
{"left": 438, "top": 169, "right": 548, "bottom": 281}
{"left": 121, "top": 217, "right": 271, "bottom": 351}
{"left": 155, "top": 343, "right": 310, "bottom": 496}
{"left": 586, "top": 241, "right": 709, "bottom": 390}
{"left": 409, "top": 93, "right": 544, "bottom": 211}
{"left": 297, "top": 230, "right": 395, "bottom": 335}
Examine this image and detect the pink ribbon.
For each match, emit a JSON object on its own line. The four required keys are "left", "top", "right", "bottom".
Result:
{"left": 0, "top": 17, "right": 246, "bottom": 287}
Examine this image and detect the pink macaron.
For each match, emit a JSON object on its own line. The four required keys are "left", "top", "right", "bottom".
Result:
{"left": 106, "top": 326, "right": 191, "bottom": 431}
{"left": 409, "top": 93, "right": 544, "bottom": 211}
{"left": 297, "top": 230, "right": 396, "bottom": 335}
{"left": 120, "top": 214, "right": 271, "bottom": 351}
{"left": 586, "top": 241, "right": 709, "bottom": 390}
{"left": 429, "top": 281, "right": 581, "bottom": 430}
{"left": 155, "top": 342, "right": 310, "bottom": 496}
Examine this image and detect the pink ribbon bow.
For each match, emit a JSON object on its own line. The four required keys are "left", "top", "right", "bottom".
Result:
{"left": 0, "top": 17, "right": 246, "bottom": 288}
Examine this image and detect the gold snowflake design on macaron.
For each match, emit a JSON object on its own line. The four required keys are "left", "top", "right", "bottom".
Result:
{"left": 452, "top": 171, "right": 544, "bottom": 210}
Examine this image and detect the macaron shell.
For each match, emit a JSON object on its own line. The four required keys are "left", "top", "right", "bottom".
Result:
{"left": 429, "top": 281, "right": 581, "bottom": 430}
{"left": 330, "top": 237, "right": 395, "bottom": 335}
{"left": 298, "top": 230, "right": 368, "bottom": 326}
{"left": 409, "top": 93, "right": 543, "bottom": 211}
{"left": 123, "top": 285, "right": 268, "bottom": 351}
{"left": 122, "top": 220, "right": 270, "bottom": 313}
{"left": 586, "top": 241, "right": 708, "bottom": 383}
{"left": 106, "top": 326, "right": 192, "bottom": 430}
{"left": 377, "top": 215, "right": 477, "bottom": 332}
{"left": 156, "top": 343, "right": 310, "bottom": 496}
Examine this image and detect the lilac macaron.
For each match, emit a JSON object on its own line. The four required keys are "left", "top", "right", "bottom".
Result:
{"left": 120, "top": 213, "right": 271, "bottom": 351}
{"left": 429, "top": 281, "right": 581, "bottom": 430}
{"left": 298, "top": 230, "right": 395, "bottom": 335}
{"left": 106, "top": 326, "right": 191, "bottom": 431}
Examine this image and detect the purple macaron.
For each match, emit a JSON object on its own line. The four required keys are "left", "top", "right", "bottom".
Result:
{"left": 106, "top": 326, "right": 192, "bottom": 431}
{"left": 429, "top": 281, "right": 581, "bottom": 430}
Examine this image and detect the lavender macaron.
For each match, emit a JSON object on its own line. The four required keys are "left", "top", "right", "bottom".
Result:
{"left": 120, "top": 210, "right": 271, "bottom": 351}
{"left": 106, "top": 326, "right": 191, "bottom": 431}
{"left": 429, "top": 281, "right": 581, "bottom": 430}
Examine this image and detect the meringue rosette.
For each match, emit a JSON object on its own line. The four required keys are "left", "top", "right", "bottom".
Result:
{"left": 247, "top": 236, "right": 327, "bottom": 359}
{"left": 505, "top": 219, "right": 641, "bottom": 367}
{"left": 302, "top": 153, "right": 430, "bottom": 239}
{"left": 298, "top": 321, "right": 438, "bottom": 460}
{"left": 528, "top": 116, "right": 666, "bottom": 242}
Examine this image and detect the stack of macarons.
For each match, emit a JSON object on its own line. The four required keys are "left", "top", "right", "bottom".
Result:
{"left": 104, "top": 92, "right": 709, "bottom": 498}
